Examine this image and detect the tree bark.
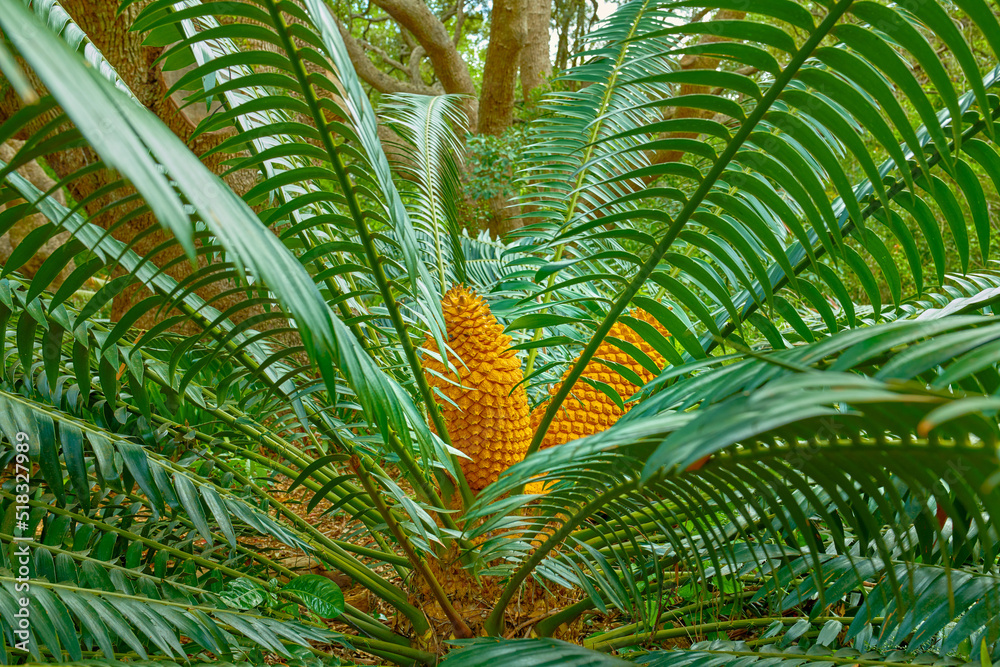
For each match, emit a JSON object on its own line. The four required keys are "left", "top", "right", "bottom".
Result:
{"left": 554, "top": 1, "right": 572, "bottom": 72}
{"left": 519, "top": 0, "right": 552, "bottom": 102}
{"left": 0, "top": 0, "right": 257, "bottom": 330}
{"left": 0, "top": 141, "right": 73, "bottom": 285}
{"left": 477, "top": 0, "right": 527, "bottom": 237}
{"left": 369, "top": 0, "right": 478, "bottom": 129}
{"left": 478, "top": 0, "right": 526, "bottom": 136}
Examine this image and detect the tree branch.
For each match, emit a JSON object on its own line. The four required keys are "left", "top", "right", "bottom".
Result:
{"left": 407, "top": 44, "right": 427, "bottom": 86}
{"left": 349, "top": 12, "right": 392, "bottom": 22}
{"left": 336, "top": 18, "right": 437, "bottom": 94}
{"left": 369, "top": 0, "right": 476, "bottom": 99}
{"left": 452, "top": 0, "right": 466, "bottom": 46}
{"left": 358, "top": 36, "right": 410, "bottom": 74}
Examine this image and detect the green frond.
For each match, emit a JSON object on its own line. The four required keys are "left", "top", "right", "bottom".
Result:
{"left": 0, "top": 576, "right": 341, "bottom": 663}
{"left": 381, "top": 92, "right": 469, "bottom": 290}
{"left": 643, "top": 640, "right": 994, "bottom": 665}
{"left": 475, "top": 310, "right": 1000, "bottom": 645}
{"left": 0, "top": 0, "right": 463, "bottom": 484}
{"left": 4, "top": 0, "right": 1000, "bottom": 663}
{"left": 446, "top": 633, "right": 1000, "bottom": 665}
{"left": 522, "top": 0, "right": 1000, "bottom": 453}
{"left": 441, "top": 636, "right": 997, "bottom": 665}
{"left": 441, "top": 638, "right": 633, "bottom": 666}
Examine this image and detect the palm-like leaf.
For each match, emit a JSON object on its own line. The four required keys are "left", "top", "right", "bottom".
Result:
{"left": 475, "top": 313, "right": 1000, "bottom": 650}
{"left": 522, "top": 0, "right": 1000, "bottom": 453}
{"left": 0, "top": 267, "right": 426, "bottom": 659}
{"left": 5, "top": 0, "right": 486, "bottom": 512}
{"left": 0, "top": 0, "right": 438, "bottom": 462}
{"left": 463, "top": 4, "right": 1000, "bottom": 646}
{"left": 381, "top": 92, "right": 469, "bottom": 290}
{"left": 3, "top": 0, "right": 1000, "bottom": 663}
{"left": 126, "top": 0, "right": 477, "bottom": 504}
{"left": 443, "top": 637, "right": 993, "bottom": 666}
{"left": 509, "top": 1, "right": 683, "bottom": 378}
{"left": 0, "top": 0, "right": 459, "bottom": 653}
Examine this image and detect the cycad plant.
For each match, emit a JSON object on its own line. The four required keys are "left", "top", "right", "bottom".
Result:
{"left": 3, "top": 0, "right": 1000, "bottom": 665}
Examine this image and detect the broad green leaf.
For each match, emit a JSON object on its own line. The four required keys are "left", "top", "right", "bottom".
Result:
{"left": 281, "top": 574, "right": 345, "bottom": 619}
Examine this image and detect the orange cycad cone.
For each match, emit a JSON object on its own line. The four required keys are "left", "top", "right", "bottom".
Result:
{"left": 530, "top": 309, "right": 670, "bottom": 451}
{"left": 422, "top": 285, "right": 532, "bottom": 491}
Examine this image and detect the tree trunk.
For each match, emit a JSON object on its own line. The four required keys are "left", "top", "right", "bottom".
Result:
{"left": 478, "top": 0, "right": 526, "bottom": 136}
{"left": 0, "top": 141, "right": 74, "bottom": 286}
{"left": 478, "top": 0, "right": 527, "bottom": 237}
{"left": 520, "top": 0, "right": 552, "bottom": 102}
{"left": 0, "top": 0, "right": 257, "bottom": 331}
{"left": 555, "top": 3, "right": 572, "bottom": 72}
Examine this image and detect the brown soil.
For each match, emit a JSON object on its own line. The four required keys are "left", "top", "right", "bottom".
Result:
{"left": 244, "top": 480, "right": 595, "bottom": 658}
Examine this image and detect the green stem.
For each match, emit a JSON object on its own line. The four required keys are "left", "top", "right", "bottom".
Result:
{"left": 586, "top": 591, "right": 755, "bottom": 650}
{"left": 484, "top": 479, "right": 639, "bottom": 635}
{"left": 523, "top": 245, "right": 566, "bottom": 378}
{"left": 298, "top": 229, "right": 377, "bottom": 348}
{"left": 354, "top": 455, "right": 474, "bottom": 639}
{"left": 534, "top": 597, "right": 594, "bottom": 637}
{"left": 526, "top": 0, "right": 855, "bottom": 458}
{"left": 334, "top": 635, "right": 436, "bottom": 666}
{"left": 263, "top": 0, "right": 474, "bottom": 509}
{"left": 591, "top": 615, "right": 870, "bottom": 652}
{"left": 743, "top": 630, "right": 816, "bottom": 647}
{"left": 522, "top": 0, "right": 652, "bottom": 378}
{"left": 388, "top": 430, "right": 471, "bottom": 545}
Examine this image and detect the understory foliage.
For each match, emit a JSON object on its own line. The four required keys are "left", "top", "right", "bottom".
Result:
{"left": 2, "top": 0, "right": 1000, "bottom": 665}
